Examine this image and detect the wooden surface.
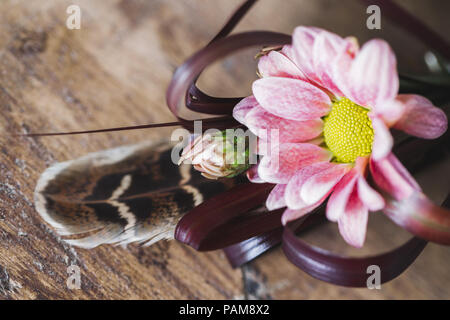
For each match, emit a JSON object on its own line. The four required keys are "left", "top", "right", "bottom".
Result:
{"left": 0, "top": 0, "right": 449, "bottom": 299}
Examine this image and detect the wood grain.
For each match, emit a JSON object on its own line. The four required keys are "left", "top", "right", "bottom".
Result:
{"left": 0, "top": 0, "right": 449, "bottom": 299}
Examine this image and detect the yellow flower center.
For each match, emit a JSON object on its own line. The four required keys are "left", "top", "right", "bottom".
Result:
{"left": 323, "top": 98, "right": 374, "bottom": 163}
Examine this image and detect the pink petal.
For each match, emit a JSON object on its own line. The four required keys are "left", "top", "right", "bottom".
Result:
{"left": 326, "top": 169, "right": 359, "bottom": 222}
{"left": 257, "top": 136, "right": 295, "bottom": 156}
{"left": 370, "top": 153, "right": 421, "bottom": 201}
{"left": 281, "top": 45, "right": 296, "bottom": 62}
{"left": 266, "top": 184, "right": 287, "bottom": 210}
{"left": 256, "top": 139, "right": 271, "bottom": 156}
{"left": 354, "top": 155, "right": 370, "bottom": 174}
{"left": 258, "top": 135, "right": 324, "bottom": 156}
{"left": 372, "top": 98, "right": 405, "bottom": 126}
{"left": 338, "top": 188, "right": 369, "bottom": 248}
{"left": 258, "top": 143, "right": 332, "bottom": 184}
{"left": 291, "top": 26, "right": 322, "bottom": 83}
{"left": 313, "top": 30, "right": 349, "bottom": 97}
{"left": 233, "top": 95, "right": 258, "bottom": 124}
{"left": 357, "top": 176, "right": 385, "bottom": 211}
{"left": 393, "top": 94, "right": 448, "bottom": 139}
{"left": 371, "top": 116, "right": 393, "bottom": 160}
{"left": 305, "top": 136, "right": 324, "bottom": 146}
{"left": 345, "top": 40, "right": 399, "bottom": 109}
{"left": 245, "top": 105, "right": 323, "bottom": 143}
{"left": 246, "top": 164, "right": 264, "bottom": 183}
{"left": 252, "top": 77, "right": 331, "bottom": 121}
{"left": 281, "top": 200, "right": 324, "bottom": 225}
{"left": 300, "top": 163, "right": 352, "bottom": 205}
{"left": 258, "top": 50, "right": 307, "bottom": 80}
{"left": 285, "top": 161, "right": 350, "bottom": 209}
{"left": 285, "top": 162, "right": 331, "bottom": 209}
{"left": 331, "top": 44, "right": 356, "bottom": 99}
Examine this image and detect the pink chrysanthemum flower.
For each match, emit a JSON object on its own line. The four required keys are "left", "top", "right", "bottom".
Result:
{"left": 233, "top": 26, "right": 448, "bottom": 247}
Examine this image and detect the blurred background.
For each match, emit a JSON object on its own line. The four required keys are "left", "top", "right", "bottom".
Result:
{"left": 0, "top": 0, "right": 449, "bottom": 299}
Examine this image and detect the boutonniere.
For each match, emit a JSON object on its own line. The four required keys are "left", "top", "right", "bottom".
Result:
{"left": 28, "top": 0, "right": 449, "bottom": 287}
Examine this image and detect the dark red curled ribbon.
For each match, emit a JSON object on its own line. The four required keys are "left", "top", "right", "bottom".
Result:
{"left": 166, "top": 31, "right": 291, "bottom": 131}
